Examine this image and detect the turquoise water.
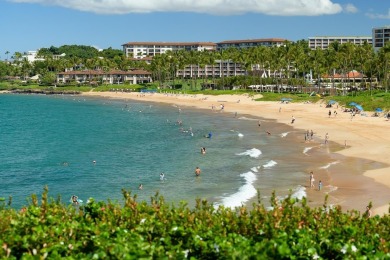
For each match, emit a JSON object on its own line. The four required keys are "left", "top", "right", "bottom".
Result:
{"left": 1, "top": 93, "right": 334, "bottom": 209}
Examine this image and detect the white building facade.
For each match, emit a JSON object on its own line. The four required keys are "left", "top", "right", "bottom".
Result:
{"left": 216, "top": 38, "right": 287, "bottom": 51}
{"left": 308, "top": 36, "right": 372, "bottom": 50}
{"left": 372, "top": 26, "right": 390, "bottom": 51}
{"left": 122, "top": 42, "right": 216, "bottom": 59}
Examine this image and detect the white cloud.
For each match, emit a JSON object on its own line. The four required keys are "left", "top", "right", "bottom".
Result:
{"left": 10, "top": 0, "right": 343, "bottom": 16}
{"left": 366, "top": 9, "right": 390, "bottom": 19}
{"left": 344, "top": 4, "right": 358, "bottom": 14}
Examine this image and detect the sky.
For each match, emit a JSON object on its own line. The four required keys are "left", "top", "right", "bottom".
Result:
{"left": 0, "top": 0, "right": 389, "bottom": 59}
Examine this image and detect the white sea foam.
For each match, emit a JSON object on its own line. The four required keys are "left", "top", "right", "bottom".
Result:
{"left": 262, "top": 160, "right": 277, "bottom": 168}
{"left": 319, "top": 161, "right": 339, "bottom": 169}
{"left": 238, "top": 117, "right": 258, "bottom": 121}
{"left": 251, "top": 166, "right": 258, "bottom": 172}
{"left": 303, "top": 147, "right": 314, "bottom": 154}
{"left": 326, "top": 185, "right": 338, "bottom": 193}
{"left": 280, "top": 132, "right": 289, "bottom": 138}
{"left": 217, "top": 171, "right": 258, "bottom": 208}
{"left": 237, "top": 133, "right": 244, "bottom": 138}
{"left": 291, "top": 186, "right": 307, "bottom": 200}
{"left": 236, "top": 148, "right": 262, "bottom": 158}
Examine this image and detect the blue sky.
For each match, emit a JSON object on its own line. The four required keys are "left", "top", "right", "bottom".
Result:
{"left": 0, "top": 0, "right": 389, "bottom": 58}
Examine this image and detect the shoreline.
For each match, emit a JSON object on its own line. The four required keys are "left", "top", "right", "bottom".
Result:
{"left": 81, "top": 91, "right": 390, "bottom": 215}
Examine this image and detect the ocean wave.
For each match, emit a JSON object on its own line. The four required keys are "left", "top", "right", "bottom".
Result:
{"left": 291, "top": 186, "right": 307, "bottom": 200}
{"left": 230, "top": 129, "right": 244, "bottom": 138}
{"left": 319, "top": 161, "right": 339, "bottom": 169}
{"left": 280, "top": 132, "right": 290, "bottom": 138}
{"left": 216, "top": 171, "right": 257, "bottom": 208}
{"left": 303, "top": 147, "right": 314, "bottom": 154}
{"left": 251, "top": 166, "right": 259, "bottom": 172}
{"left": 262, "top": 160, "right": 277, "bottom": 168}
{"left": 326, "top": 185, "right": 338, "bottom": 193}
{"left": 237, "top": 117, "right": 258, "bottom": 121}
{"left": 236, "top": 148, "right": 262, "bottom": 158}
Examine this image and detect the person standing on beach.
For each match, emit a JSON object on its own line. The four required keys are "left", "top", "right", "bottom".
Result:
{"left": 364, "top": 206, "right": 372, "bottom": 218}
{"left": 310, "top": 172, "right": 315, "bottom": 188}
{"left": 195, "top": 167, "right": 201, "bottom": 176}
{"left": 325, "top": 133, "right": 329, "bottom": 144}
{"left": 318, "top": 180, "right": 322, "bottom": 191}
{"left": 291, "top": 116, "right": 295, "bottom": 124}
{"left": 328, "top": 110, "right": 332, "bottom": 118}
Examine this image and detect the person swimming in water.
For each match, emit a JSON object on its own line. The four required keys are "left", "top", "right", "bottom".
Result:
{"left": 71, "top": 195, "right": 79, "bottom": 205}
{"left": 160, "top": 172, "right": 165, "bottom": 181}
{"left": 201, "top": 147, "right": 206, "bottom": 154}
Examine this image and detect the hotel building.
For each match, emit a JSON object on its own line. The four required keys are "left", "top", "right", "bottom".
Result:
{"left": 372, "top": 26, "right": 390, "bottom": 51}
{"left": 216, "top": 38, "right": 287, "bottom": 51}
{"left": 308, "top": 36, "right": 372, "bottom": 50}
{"left": 122, "top": 42, "right": 216, "bottom": 59}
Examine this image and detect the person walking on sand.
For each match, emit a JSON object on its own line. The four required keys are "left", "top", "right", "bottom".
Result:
{"left": 310, "top": 171, "right": 315, "bottom": 188}
{"left": 318, "top": 180, "right": 322, "bottom": 191}
{"left": 328, "top": 110, "right": 331, "bottom": 118}
{"left": 291, "top": 116, "right": 295, "bottom": 124}
{"left": 195, "top": 167, "right": 201, "bottom": 176}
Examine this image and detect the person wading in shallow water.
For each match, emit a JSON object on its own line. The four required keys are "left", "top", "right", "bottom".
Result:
{"left": 195, "top": 167, "right": 201, "bottom": 176}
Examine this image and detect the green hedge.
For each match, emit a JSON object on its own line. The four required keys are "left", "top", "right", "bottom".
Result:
{"left": 0, "top": 188, "right": 389, "bottom": 259}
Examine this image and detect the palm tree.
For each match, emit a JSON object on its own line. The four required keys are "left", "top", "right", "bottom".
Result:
{"left": 5, "top": 51, "right": 10, "bottom": 61}
{"left": 377, "top": 41, "right": 390, "bottom": 93}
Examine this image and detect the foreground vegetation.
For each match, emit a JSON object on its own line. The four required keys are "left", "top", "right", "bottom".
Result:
{"left": 0, "top": 188, "right": 389, "bottom": 259}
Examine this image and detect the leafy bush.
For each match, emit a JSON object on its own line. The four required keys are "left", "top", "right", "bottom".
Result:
{"left": 0, "top": 187, "right": 389, "bottom": 259}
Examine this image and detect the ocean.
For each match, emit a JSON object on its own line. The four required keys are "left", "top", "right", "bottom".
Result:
{"left": 0, "top": 93, "right": 344, "bottom": 209}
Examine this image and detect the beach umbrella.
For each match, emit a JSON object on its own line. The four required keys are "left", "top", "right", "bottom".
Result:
{"left": 375, "top": 108, "right": 383, "bottom": 112}
{"left": 349, "top": 102, "right": 357, "bottom": 106}
{"left": 354, "top": 104, "right": 364, "bottom": 111}
{"left": 328, "top": 100, "right": 336, "bottom": 105}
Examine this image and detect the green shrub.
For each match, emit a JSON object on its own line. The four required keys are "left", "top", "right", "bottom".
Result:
{"left": 0, "top": 187, "right": 388, "bottom": 258}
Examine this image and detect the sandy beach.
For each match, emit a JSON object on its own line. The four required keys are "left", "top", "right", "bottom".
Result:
{"left": 79, "top": 91, "right": 387, "bottom": 215}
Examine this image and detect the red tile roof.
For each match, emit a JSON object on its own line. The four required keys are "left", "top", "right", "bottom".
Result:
{"left": 322, "top": 70, "right": 366, "bottom": 79}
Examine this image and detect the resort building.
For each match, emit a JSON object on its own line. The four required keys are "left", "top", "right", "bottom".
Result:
{"left": 176, "top": 60, "right": 246, "bottom": 79}
{"left": 56, "top": 69, "right": 152, "bottom": 85}
{"left": 216, "top": 38, "right": 287, "bottom": 51}
{"left": 22, "top": 51, "right": 66, "bottom": 63}
{"left": 320, "top": 70, "right": 378, "bottom": 89}
{"left": 372, "top": 26, "right": 390, "bottom": 51}
{"left": 308, "top": 36, "right": 372, "bottom": 50}
{"left": 22, "top": 51, "right": 45, "bottom": 63}
{"left": 122, "top": 42, "right": 216, "bottom": 59}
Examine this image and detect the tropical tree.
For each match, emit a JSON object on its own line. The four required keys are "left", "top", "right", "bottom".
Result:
{"left": 377, "top": 41, "right": 390, "bottom": 93}
{"left": 5, "top": 51, "right": 10, "bottom": 61}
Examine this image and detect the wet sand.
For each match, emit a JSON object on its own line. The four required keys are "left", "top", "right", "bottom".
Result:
{"left": 81, "top": 91, "right": 390, "bottom": 215}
